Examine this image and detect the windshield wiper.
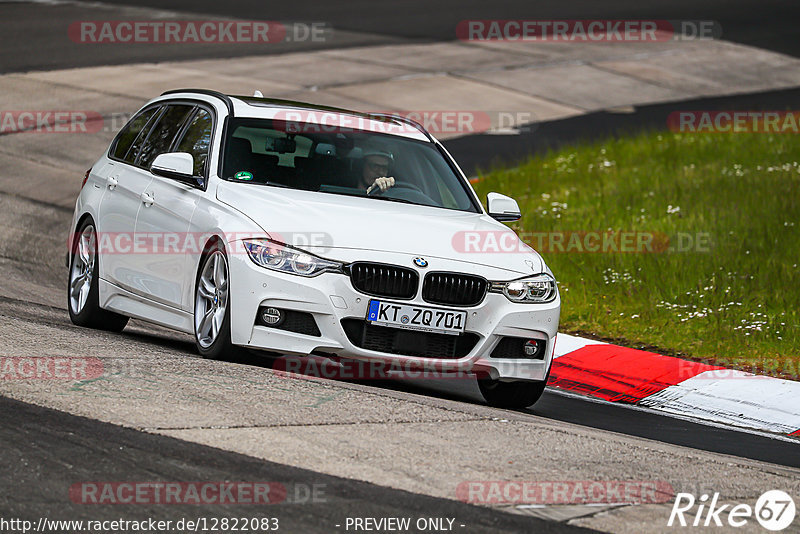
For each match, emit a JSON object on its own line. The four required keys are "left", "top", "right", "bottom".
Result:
{"left": 368, "top": 195, "right": 416, "bottom": 205}
{"left": 232, "top": 179, "right": 291, "bottom": 189}
{"left": 319, "top": 189, "right": 420, "bottom": 206}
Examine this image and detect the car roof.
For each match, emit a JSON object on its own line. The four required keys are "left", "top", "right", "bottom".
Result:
{"left": 157, "top": 89, "right": 432, "bottom": 142}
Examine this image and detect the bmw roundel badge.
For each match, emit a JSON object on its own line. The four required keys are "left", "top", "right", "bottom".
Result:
{"left": 413, "top": 257, "right": 428, "bottom": 268}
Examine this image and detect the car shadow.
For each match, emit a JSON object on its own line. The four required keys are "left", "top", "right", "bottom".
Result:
{"left": 117, "top": 320, "right": 516, "bottom": 411}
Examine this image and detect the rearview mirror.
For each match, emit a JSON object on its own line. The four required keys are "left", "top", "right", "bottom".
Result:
{"left": 265, "top": 136, "right": 296, "bottom": 154}
{"left": 151, "top": 152, "right": 199, "bottom": 187}
{"left": 487, "top": 192, "right": 521, "bottom": 222}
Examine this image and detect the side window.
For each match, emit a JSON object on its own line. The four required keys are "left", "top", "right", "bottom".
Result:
{"left": 126, "top": 107, "right": 163, "bottom": 165}
{"left": 137, "top": 104, "right": 194, "bottom": 170}
{"left": 175, "top": 109, "right": 213, "bottom": 177}
{"left": 111, "top": 107, "right": 159, "bottom": 164}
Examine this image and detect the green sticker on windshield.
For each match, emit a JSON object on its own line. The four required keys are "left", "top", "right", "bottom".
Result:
{"left": 234, "top": 171, "right": 254, "bottom": 181}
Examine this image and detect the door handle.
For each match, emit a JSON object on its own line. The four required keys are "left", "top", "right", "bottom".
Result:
{"left": 107, "top": 175, "right": 119, "bottom": 190}
{"left": 141, "top": 191, "right": 155, "bottom": 207}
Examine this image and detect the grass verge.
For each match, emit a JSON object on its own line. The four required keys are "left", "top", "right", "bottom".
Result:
{"left": 472, "top": 131, "right": 799, "bottom": 379}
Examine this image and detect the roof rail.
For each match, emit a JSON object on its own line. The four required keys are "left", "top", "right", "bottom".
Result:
{"left": 234, "top": 94, "right": 372, "bottom": 117}
{"left": 160, "top": 89, "right": 234, "bottom": 115}
{"left": 232, "top": 95, "right": 434, "bottom": 141}
{"left": 367, "top": 112, "right": 433, "bottom": 141}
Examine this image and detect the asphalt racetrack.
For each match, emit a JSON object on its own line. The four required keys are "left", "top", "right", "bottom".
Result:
{"left": 1, "top": 1, "right": 798, "bottom": 532}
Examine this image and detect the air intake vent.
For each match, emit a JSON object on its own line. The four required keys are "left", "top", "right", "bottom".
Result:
{"left": 422, "top": 272, "right": 487, "bottom": 307}
{"left": 348, "top": 262, "right": 419, "bottom": 299}
{"left": 341, "top": 319, "right": 479, "bottom": 359}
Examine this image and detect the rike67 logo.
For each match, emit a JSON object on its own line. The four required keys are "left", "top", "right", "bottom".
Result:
{"left": 668, "top": 490, "right": 796, "bottom": 531}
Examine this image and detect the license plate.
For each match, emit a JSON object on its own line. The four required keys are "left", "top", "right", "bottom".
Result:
{"left": 366, "top": 300, "right": 467, "bottom": 335}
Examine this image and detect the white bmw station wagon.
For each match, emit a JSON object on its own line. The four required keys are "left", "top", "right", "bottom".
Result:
{"left": 68, "top": 89, "right": 560, "bottom": 408}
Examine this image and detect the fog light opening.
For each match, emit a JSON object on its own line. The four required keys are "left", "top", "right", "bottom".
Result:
{"left": 261, "top": 307, "right": 284, "bottom": 326}
{"left": 523, "top": 339, "right": 539, "bottom": 357}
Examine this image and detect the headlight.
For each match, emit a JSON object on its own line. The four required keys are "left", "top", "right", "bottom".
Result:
{"left": 490, "top": 273, "right": 557, "bottom": 303}
{"left": 243, "top": 239, "right": 342, "bottom": 277}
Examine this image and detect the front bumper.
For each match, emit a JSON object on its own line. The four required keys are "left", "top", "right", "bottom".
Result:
{"left": 227, "top": 249, "right": 560, "bottom": 381}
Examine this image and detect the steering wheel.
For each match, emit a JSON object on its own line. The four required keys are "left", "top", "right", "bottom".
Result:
{"left": 367, "top": 181, "right": 426, "bottom": 196}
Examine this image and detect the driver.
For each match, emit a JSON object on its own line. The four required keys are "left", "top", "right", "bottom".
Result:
{"left": 359, "top": 145, "right": 396, "bottom": 194}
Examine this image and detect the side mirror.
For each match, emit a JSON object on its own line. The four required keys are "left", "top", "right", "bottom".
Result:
{"left": 487, "top": 192, "right": 521, "bottom": 222}
{"left": 151, "top": 152, "right": 199, "bottom": 187}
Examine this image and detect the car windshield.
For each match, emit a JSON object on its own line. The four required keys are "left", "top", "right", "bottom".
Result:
{"left": 222, "top": 117, "right": 478, "bottom": 212}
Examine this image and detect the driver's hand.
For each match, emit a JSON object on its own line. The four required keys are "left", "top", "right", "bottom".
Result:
{"left": 366, "top": 176, "right": 395, "bottom": 194}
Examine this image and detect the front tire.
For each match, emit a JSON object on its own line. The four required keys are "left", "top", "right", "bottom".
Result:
{"left": 193, "top": 245, "right": 237, "bottom": 360}
{"left": 478, "top": 379, "right": 547, "bottom": 409}
{"left": 67, "top": 219, "right": 129, "bottom": 332}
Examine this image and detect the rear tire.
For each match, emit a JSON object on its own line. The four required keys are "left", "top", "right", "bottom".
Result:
{"left": 67, "top": 219, "right": 129, "bottom": 332}
{"left": 193, "top": 244, "right": 239, "bottom": 360}
{"left": 478, "top": 378, "right": 547, "bottom": 409}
